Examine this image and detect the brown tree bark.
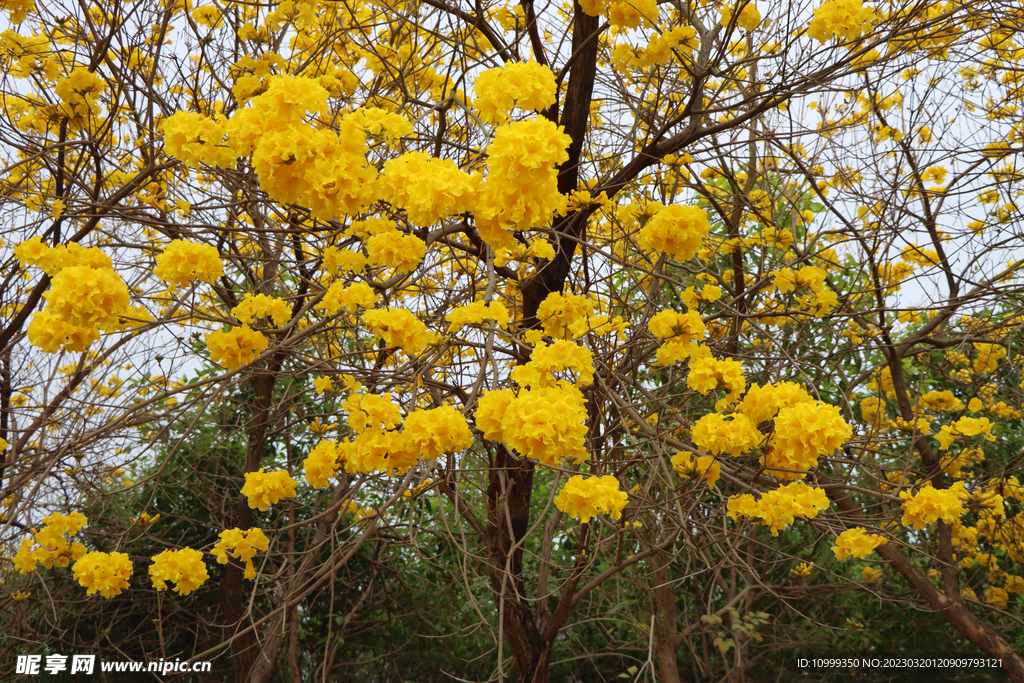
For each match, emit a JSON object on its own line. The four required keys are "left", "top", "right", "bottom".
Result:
{"left": 651, "top": 551, "right": 682, "bottom": 683}
{"left": 225, "top": 369, "right": 276, "bottom": 683}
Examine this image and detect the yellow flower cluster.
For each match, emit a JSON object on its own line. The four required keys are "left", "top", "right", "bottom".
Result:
{"left": 970, "top": 488, "right": 1005, "bottom": 521}
{"left": 365, "top": 230, "right": 427, "bottom": 273}
{"left": 638, "top": 205, "right": 712, "bottom": 263}
{"left": 772, "top": 266, "right": 823, "bottom": 294}
{"left": 648, "top": 308, "right": 705, "bottom": 342}
{"left": 791, "top": 562, "right": 815, "bottom": 576}
{"left": 740, "top": 382, "right": 812, "bottom": 429}
{"left": 687, "top": 356, "right": 746, "bottom": 405}
{"left": 55, "top": 67, "right": 104, "bottom": 128}
{"left": 476, "top": 338, "right": 594, "bottom": 466}
{"left": 671, "top": 451, "right": 721, "bottom": 487}
{"left": 832, "top": 527, "right": 887, "bottom": 560}
{"left": 900, "top": 481, "right": 966, "bottom": 530}
{"left": 73, "top": 551, "right": 133, "bottom": 598}
{"left": 232, "top": 293, "right": 291, "bottom": 327}
{"left": 153, "top": 239, "right": 224, "bottom": 287}
{"left": 860, "top": 396, "right": 885, "bottom": 426}
{"left": 322, "top": 246, "right": 367, "bottom": 275}
{"left": 16, "top": 236, "right": 66, "bottom": 274}
{"left": 935, "top": 416, "right": 996, "bottom": 450}
{"left": 149, "top": 548, "right": 209, "bottom": 596}
{"left": 336, "top": 398, "right": 473, "bottom": 476}
{"left": 941, "top": 446, "right": 985, "bottom": 477}
{"left": 43, "top": 265, "right": 129, "bottom": 329}
{"left": 475, "top": 118, "right": 570, "bottom": 251}
{"left": 26, "top": 312, "right": 99, "bottom": 353}
{"left": 721, "top": 2, "right": 763, "bottom": 31}
{"left": 304, "top": 439, "right": 344, "bottom": 488}
{"left": 378, "top": 151, "right": 478, "bottom": 225}
{"left": 476, "top": 385, "right": 589, "bottom": 467}
{"left": 193, "top": 5, "right": 222, "bottom": 27}
{"left": 347, "top": 216, "right": 396, "bottom": 238}
{"left": 627, "top": 27, "right": 699, "bottom": 68}
{"left": 691, "top": 412, "right": 762, "bottom": 457}
{"left": 241, "top": 468, "right": 298, "bottom": 511}
{"left": 206, "top": 325, "right": 269, "bottom": 371}
{"left": 536, "top": 291, "right": 598, "bottom": 339}
{"left": 1005, "top": 574, "right": 1024, "bottom": 594}
{"left": 14, "top": 511, "right": 88, "bottom": 573}
{"left": 762, "top": 402, "right": 852, "bottom": 480}
{"left": 526, "top": 239, "right": 556, "bottom": 261}
{"left": 648, "top": 308, "right": 707, "bottom": 365}
{"left": 20, "top": 240, "right": 129, "bottom": 353}
{"left": 985, "top": 586, "right": 1009, "bottom": 608}
{"left": 1, "top": 0, "right": 35, "bottom": 23}
{"left": 135, "top": 512, "right": 160, "bottom": 527}
{"left": 361, "top": 308, "right": 435, "bottom": 355}
{"left": 163, "top": 76, "right": 386, "bottom": 220}
{"left": 212, "top": 528, "right": 270, "bottom": 580}
{"left": 343, "top": 392, "right": 402, "bottom": 433}
{"left": 510, "top": 340, "right": 594, "bottom": 388}
{"left": 972, "top": 343, "right": 1005, "bottom": 374}
{"left": 318, "top": 281, "right": 378, "bottom": 314}
{"left": 353, "top": 106, "right": 416, "bottom": 140}
{"left": 868, "top": 366, "right": 896, "bottom": 398}
{"left": 158, "top": 111, "right": 237, "bottom": 167}
{"left": 769, "top": 265, "right": 837, "bottom": 316}
{"left": 727, "top": 481, "right": 830, "bottom": 535}
{"left": 807, "top": 0, "right": 877, "bottom": 43}
{"left": 554, "top": 475, "right": 629, "bottom": 523}
{"left": 15, "top": 237, "right": 112, "bottom": 276}
{"left": 861, "top": 566, "right": 883, "bottom": 583}
{"left": 398, "top": 405, "right": 475, "bottom": 461}
{"left": 347, "top": 429, "right": 416, "bottom": 474}
{"left": 446, "top": 300, "right": 510, "bottom": 332}
{"left": 605, "top": 0, "right": 658, "bottom": 28}
{"left": 473, "top": 61, "right": 557, "bottom": 124}
{"left": 256, "top": 113, "right": 375, "bottom": 219}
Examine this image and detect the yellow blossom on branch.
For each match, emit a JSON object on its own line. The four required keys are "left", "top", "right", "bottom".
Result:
{"left": 206, "top": 325, "right": 268, "bottom": 371}
{"left": 241, "top": 468, "right": 298, "bottom": 511}
{"left": 832, "top": 527, "right": 887, "bottom": 560}
{"left": 691, "top": 412, "right": 761, "bottom": 458}
{"left": 900, "top": 482, "right": 967, "bottom": 529}
{"left": 807, "top": 0, "right": 877, "bottom": 43}
{"left": 232, "top": 293, "right": 291, "bottom": 327}
{"left": 14, "top": 511, "right": 88, "bottom": 573}
{"left": 554, "top": 475, "right": 628, "bottom": 523}
{"left": 44, "top": 265, "right": 129, "bottom": 330}
{"left": 727, "top": 481, "right": 830, "bottom": 535}
{"left": 73, "top": 551, "right": 133, "bottom": 598}
{"left": 318, "top": 282, "right": 378, "bottom": 314}
{"left": 638, "top": 205, "right": 711, "bottom": 263}
{"left": 762, "top": 402, "right": 852, "bottom": 480}
{"left": 473, "top": 61, "right": 557, "bottom": 125}
{"left": 149, "top": 548, "right": 209, "bottom": 596}
{"left": 153, "top": 240, "right": 224, "bottom": 287}
{"left": 671, "top": 451, "right": 721, "bottom": 487}
{"left": 361, "top": 308, "right": 434, "bottom": 355}
{"left": 212, "top": 528, "right": 270, "bottom": 580}
{"left": 303, "top": 440, "right": 345, "bottom": 488}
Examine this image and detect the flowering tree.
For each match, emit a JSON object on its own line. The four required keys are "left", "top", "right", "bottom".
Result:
{"left": 2, "top": 0, "right": 1024, "bottom": 680}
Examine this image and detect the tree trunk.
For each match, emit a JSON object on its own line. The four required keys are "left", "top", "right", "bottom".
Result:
{"left": 651, "top": 551, "right": 681, "bottom": 683}
{"left": 226, "top": 369, "right": 276, "bottom": 682}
